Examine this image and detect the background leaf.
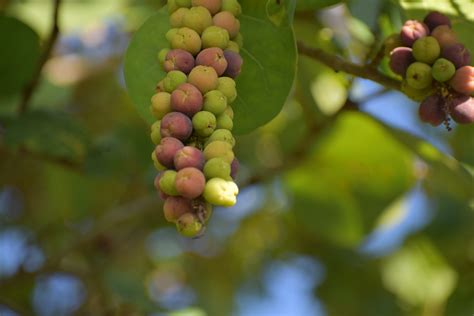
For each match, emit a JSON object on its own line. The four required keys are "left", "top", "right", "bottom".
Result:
{"left": 0, "top": 15, "right": 40, "bottom": 97}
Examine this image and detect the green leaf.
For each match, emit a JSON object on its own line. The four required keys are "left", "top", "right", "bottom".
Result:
{"left": 286, "top": 112, "right": 416, "bottom": 246}
{"left": 296, "top": 0, "right": 344, "bottom": 11}
{"left": 0, "top": 15, "right": 40, "bottom": 97}
{"left": 124, "top": 7, "right": 297, "bottom": 134}
{"left": 2, "top": 110, "right": 89, "bottom": 162}
{"left": 375, "top": 119, "right": 474, "bottom": 200}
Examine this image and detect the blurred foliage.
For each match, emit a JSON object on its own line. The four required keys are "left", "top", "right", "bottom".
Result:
{"left": 0, "top": 0, "right": 473, "bottom": 316}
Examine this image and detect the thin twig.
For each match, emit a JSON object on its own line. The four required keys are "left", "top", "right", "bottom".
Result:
{"left": 18, "top": 0, "right": 62, "bottom": 114}
{"left": 297, "top": 41, "right": 401, "bottom": 91}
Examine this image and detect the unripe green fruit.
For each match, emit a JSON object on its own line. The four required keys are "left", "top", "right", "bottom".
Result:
{"left": 176, "top": 0, "right": 192, "bottom": 7}
{"left": 203, "top": 140, "right": 234, "bottom": 163}
{"left": 151, "top": 150, "right": 166, "bottom": 171}
{"left": 171, "top": 27, "right": 202, "bottom": 55}
{"left": 226, "top": 41, "right": 240, "bottom": 53}
{"left": 412, "top": 36, "right": 440, "bottom": 64}
{"left": 201, "top": 26, "right": 230, "bottom": 50}
{"left": 170, "top": 7, "right": 189, "bottom": 28}
{"left": 166, "top": 28, "right": 179, "bottom": 42}
{"left": 168, "top": 0, "right": 179, "bottom": 13}
{"left": 159, "top": 170, "right": 179, "bottom": 196}
{"left": 206, "top": 129, "right": 235, "bottom": 147}
{"left": 401, "top": 80, "right": 434, "bottom": 101}
{"left": 182, "top": 6, "right": 213, "bottom": 35}
{"left": 432, "top": 58, "right": 455, "bottom": 82}
{"left": 406, "top": 62, "right": 433, "bottom": 90}
{"left": 203, "top": 90, "right": 227, "bottom": 115}
{"left": 221, "top": 0, "right": 242, "bottom": 16}
{"left": 188, "top": 65, "right": 219, "bottom": 93}
{"left": 150, "top": 92, "right": 171, "bottom": 119}
{"left": 150, "top": 120, "right": 162, "bottom": 145}
{"left": 192, "top": 111, "right": 217, "bottom": 137}
{"left": 158, "top": 48, "right": 170, "bottom": 65}
{"left": 163, "top": 70, "right": 187, "bottom": 93}
{"left": 203, "top": 178, "right": 239, "bottom": 207}
{"left": 217, "top": 77, "right": 237, "bottom": 103}
{"left": 216, "top": 113, "right": 233, "bottom": 130}
{"left": 204, "top": 157, "right": 231, "bottom": 180}
{"left": 176, "top": 213, "right": 203, "bottom": 237}
{"left": 224, "top": 106, "right": 234, "bottom": 119}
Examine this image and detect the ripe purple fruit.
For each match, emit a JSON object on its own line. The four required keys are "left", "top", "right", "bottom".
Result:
{"left": 161, "top": 112, "right": 193, "bottom": 141}
{"left": 188, "top": 65, "right": 219, "bottom": 93}
{"left": 174, "top": 146, "right": 205, "bottom": 170}
{"left": 400, "top": 20, "right": 429, "bottom": 47}
{"left": 441, "top": 43, "right": 471, "bottom": 69}
{"left": 419, "top": 95, "right": 445, "bottom": 126}
{"left": 155, "top": 137, "right": 184, "bottom": 168}
{"left": 175, "top": 167, "right": 206, "bottom": 199}
{"left": 171, "top": 83, "right": 204, "bottom": 116}
{"left": 230, "top": 158, "right": 239, "bottom": 179}
{"left": 196, "top": 47, "right": 228, "bottom": 76}
{"left": 164, "top": 49, "right": 195, "bottom": 74}
{"left": 431, "top": 25, "right": 457, "bottom": 48}
{"left": 449, "top": 95, "right": 474, "bottom": 124}
{"left": 213, "top": 11, "right": 240, "bottom": 38}
{"left": 223, "top": 50, "right": 243, "bottom": 78}
{"left": 423, "top": 11, "right": 451, "bottom": 31}
{"left": 449, "top": 66, "right": 474, "bottom": 95}
{"left": 164, "top": 197, "right": 193, "bottom": 222}
{"left": 389, "top": 47, "right": 414, "bottom": 76}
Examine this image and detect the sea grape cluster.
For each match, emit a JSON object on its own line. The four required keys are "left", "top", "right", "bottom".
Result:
{"left": 386, "top": 11, "right": 474, "bottom": 129}
{"left": 150, "top": 0, "right": 243, "bottom": 238}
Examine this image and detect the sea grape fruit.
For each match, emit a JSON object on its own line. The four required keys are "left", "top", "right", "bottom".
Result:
{"left": 412, "top": 36, "right": 440, "bottom": 64}
{"left": 203, "top": 90, "right": 227, "bottom": 114}
{"left": 196, "top": 47, "right": 228, "bottom": 76}
{"left": 171, "top": 83, "right": 204, "bottom": 116}
{"left": 164, "top": 197, "right": 193, "bottom": 222}
{"left": 400, "top": 20, "right": 429, "bottom": 47}
{"left": 151, "top": 92, "right": 171, "bottom": 120}
{"left": 188, "top": 65, "right": 219, "bottom": 93}
{"left": 203, "top": 177, "right": 239, "bottom": 207}
{"left": 406, "top": 62, "right": 433, "bottom": 90}
{"left": 175, "top": 167, "right": 206, "bottom": 199}
{"left": 213, "top": 11, "right": 240, "bottom": 38}
{"left": 449, "top": 95, "right": 474, "bottom": 124}
{"left": 155, "top": 137, "right": 184, "bottom": 168}
{"left": 449, "top": 66, "right": 474, "bottom": 95}
{"left": 174, "top": 146, "right": 205, "bottom": 170}
{"left": 201, "top": 26, "right": 230, "bottom": 49}
{"left": 203, "top": 157, "right": 231, "bottom": 179}
{"left": 223, "top": 50, "right": 243, "bottom": 78}
{"left": 192, "top": 110, "right": 217, "bottom": 137}
{"left": 419, "top": 94, "right": 445, "bottom": 126}
{"left": 160, "top": 112, "right": 193, "bottom": 141}
{"left": 441, "top": 43, "right": 471, "bottom": 69}
{"left": 424, "top": 11, "right": 451, "bottom": 31}
{"left": 203, "top": 140, "right": 234, "bottom": 163}
{"left": 163, "top": 49, "right": 195, "bottom": 74}
{"left": 389, "top": 47, "right": 414, "bottom": 76}
{"left": 431, "top": 58, "right": 455, "bottom": 82}
{"left": 182, "top": 6, "right": 213, "bottom": 34}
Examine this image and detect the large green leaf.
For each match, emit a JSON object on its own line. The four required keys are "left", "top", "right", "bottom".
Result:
{"left": 124, "top": 7, "right": 297, "bottom": 134}
{"left": 286, "top": 112, "right": 416, "bottom": 246}
{"left": 0, "top": 16, "right": 40, "bottom": 97}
